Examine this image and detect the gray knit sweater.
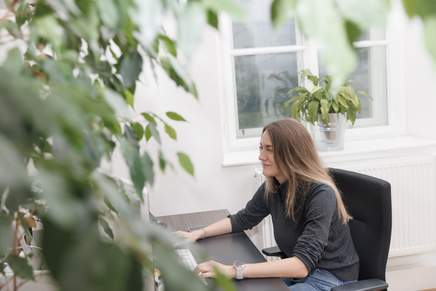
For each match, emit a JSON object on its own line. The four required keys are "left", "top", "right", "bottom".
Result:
{"left": 229, "top": 181, "right": 359, "bottom": 281}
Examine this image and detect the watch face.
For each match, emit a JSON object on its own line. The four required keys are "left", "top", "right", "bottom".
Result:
{"left": 235, "top": 264, "right": 245, "bottom": 280}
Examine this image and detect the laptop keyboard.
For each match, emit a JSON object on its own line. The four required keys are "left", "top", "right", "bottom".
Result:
{"left": 176, "top": 248, "right": 207, "bottom": 285}
{"left": 176, "top": 248, "right": 198, "bottom": 271}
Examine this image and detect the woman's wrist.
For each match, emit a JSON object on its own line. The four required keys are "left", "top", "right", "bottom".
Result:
{"left": 191, "top": 228, "right": 206, "bottom": 240}
{"left": 228, "top": 264, "right": 236, "bottom": 278}
{"left": 199, "top": 228, "right": 206, "bottom": 239}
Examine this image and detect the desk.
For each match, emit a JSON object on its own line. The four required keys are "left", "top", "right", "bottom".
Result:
{"left": 157, "top": 209, "right": 289, "bottom": 291}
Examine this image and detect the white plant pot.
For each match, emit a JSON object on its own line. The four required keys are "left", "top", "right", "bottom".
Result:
{"left": 310, "top": 113, "right": 346, "bottom": 151}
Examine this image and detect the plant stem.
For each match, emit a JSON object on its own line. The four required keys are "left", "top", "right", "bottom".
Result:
{"left": 12, "top": 213, "right": 20, "bottom": 291}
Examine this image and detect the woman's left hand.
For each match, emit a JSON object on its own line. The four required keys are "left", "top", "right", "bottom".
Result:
{"left": 195, "top": 260, "right": 235, "bottom": 278}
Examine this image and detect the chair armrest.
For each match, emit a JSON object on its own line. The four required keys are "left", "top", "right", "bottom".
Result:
{"left": 261, "top": 246, "right": 285, "bottom": 257}
{"left": 331, "top": 279, "right": 388, "bottom": 291}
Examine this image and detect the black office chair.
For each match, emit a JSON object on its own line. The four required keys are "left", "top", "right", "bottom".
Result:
{"left": 262, "top": 168, "right": 392, "bottom": 291}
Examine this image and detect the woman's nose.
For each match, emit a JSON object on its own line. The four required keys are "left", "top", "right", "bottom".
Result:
{"left": 259, "top": 152, "right": 266, "bottom": 161}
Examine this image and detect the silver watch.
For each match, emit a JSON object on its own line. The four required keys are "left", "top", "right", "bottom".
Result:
{"left": 234, "top": 261, "right": 246, "bottom": 280}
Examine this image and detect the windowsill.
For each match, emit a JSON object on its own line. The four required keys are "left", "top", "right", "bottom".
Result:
{"left": 222, "top": 136, "right": 436, "bottom": 167}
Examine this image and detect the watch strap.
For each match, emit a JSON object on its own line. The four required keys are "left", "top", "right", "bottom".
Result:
{"left": 234, "top": 262, "right": 246, "bottom": 280}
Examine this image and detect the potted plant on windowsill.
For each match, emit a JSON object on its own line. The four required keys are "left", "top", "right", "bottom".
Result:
{"left": 284, "top": 69, "right": 363, "bottom": 151}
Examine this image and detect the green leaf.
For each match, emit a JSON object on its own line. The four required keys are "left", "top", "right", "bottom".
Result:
{"left": 33, "top": 16, "right": 65, "bottom": 50}
{"left": 164, "top": 124, "right": 177, "bottom": 140}
{"left": 423, "top": 17, "right": 436, "bottom": 62}
{"left": 207, "top": 9, "right": 219, "bottom": 29}
{"left": 49, "top": 222, "right": 143, "bottom": 291}
{"left": 306, "top": 75, "right": 319, "bottom": 86}
{"left": 214, "top": 267, "right": 237, "bottom": 291}
{"left": 123, "top": 90, "right": 134, "bottom": 107}
{"left": 141, "top": 152, "right": 154, "bottom": 186}
{"left": 152, "top": 242, "right": 206, "bottom": 291}
{"left": 271, "top": 0, "right": 297, "bottom": 26}
{"left": 36, "top": 172, "right": 87, "bottom": 228}
{"left": 166, "top": 111, "right": 187, "bottom": 122}
{"left": 403, "top": 0, "right": 417, "bottom": 17}
{"left": 7, "top": 255, "right": 34, "bottom": 280}
{"left": 2, "top": 48, "right": 24, "bottom": 75}
{"left": 190, "top": 83, "right": 199, "bottom": 99}
{"left": 99, "top": 218, "right": 114, "bottom": 239}
{"left": 348, "top": 110, "right": 357, "bottom": 125}
{"left": 97, "top": 0, "right": 119, "bottom": 29}
{"left": 160, "top": 57, "right": 198, "bottom": 98}
{"left": 320, "top": 98, "right": 330, "bottom": 119}
{"left": 290, "top": 99, "right": 301, "bottom": 119}
{"left": 124, "top": 124, "right": 137, "bottom": 143}
{"left": 104, "top": 90, "right": 135, "bottom": 120}
{"left": 150, "top": 37, "right": 160, "bottom": 56}
{"left": 131, "top": 122, "right": 144, "bottom": 141}
{"left": 0, "top": 136, "right": 29, "bottom": 204}
{"left": 158, "top": 150, "right": 167, "bottom": 172}
{"left": 15, "top": 1, "right": 33, "bottom": 27}
{"left": 337, "top": 94, "right": 349, "bottom": 109}
{"left": 332, "top": 99, "right": 339, "bottom": 112}
{"left": 150, "top": 125, "right": 162, "bottom": 144}
{"left": 312, "top": 88, "right": 325, "bottom": 101}
{"left": 202, "top": 0, "right": 245, "bottom": 19}
{"left": 144, "top": 125, "right": 152, "bottom": 142}
{"left": 93, "top": 175, "right": 129, "bottom": 216}
{"left": 1, "top": 20, "right": 21, "bottom": 38}
{"left": 159, "top": 35, "right": 177, "bottom": 57}
{"left": 141, "top": 112, "right": 157, "bottom": 125}
{"left": 344, "top": 86, "right": 360, "bottom": 107}
{"left": 344, "top": 20, "right": 362, "bottom": 45}
{"left": 120, "top": 51, "right": 143, "bottom": 89}
{"left": 307, "top": 100, "right": 319, "bottom": 124}
{"left": 177, "top": 152, "right": 194, "bottom": 176}
{"left": 47, "top": 0, "right": 80, "bottom": 16}
{"left": 0, "top": 213, "right": 12, "bottom": 257}
{"left": 120, "top": 138, "right": 145, "bottom": 196}
{"left": 320, "top": 99, "right": 330, "bottom": 124}
{"left": 144, "top": 124, "right": 161, "bottom": 144}
{"left": 414, "top": 0, "right": 436, "bottom": 19}
{"left": 41, "top": 218, "right": 74, "bottom": 281}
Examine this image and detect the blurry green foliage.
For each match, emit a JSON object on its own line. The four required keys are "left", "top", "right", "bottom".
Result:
{"left": 269, "top": 0, "right": 436, "bottom": 90}
{"left": 0, "top": 0, "right": 241, "bottom": 290}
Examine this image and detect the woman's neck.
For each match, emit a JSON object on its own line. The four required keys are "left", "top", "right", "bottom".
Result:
{"left": 275, "top": 175, "right": 287, "bottom": 184}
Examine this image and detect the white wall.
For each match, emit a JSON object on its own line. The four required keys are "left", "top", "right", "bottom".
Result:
{"left": 404, "top": 20, "right": 436, "bottom": 139}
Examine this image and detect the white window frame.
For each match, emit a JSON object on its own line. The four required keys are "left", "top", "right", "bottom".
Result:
{"left": 231, "top": 23, "right": 306, "bottom": 139}
{"left": 218, "top": 4, "right": 407, "bottom": 156}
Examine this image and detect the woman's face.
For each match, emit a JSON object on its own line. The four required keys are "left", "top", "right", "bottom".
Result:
{"left": 259, "top": 131, "right": 285, "bottom": 183}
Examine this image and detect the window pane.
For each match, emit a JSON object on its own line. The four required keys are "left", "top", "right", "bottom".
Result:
{"left": 232, "top": 0, "right": 296, "bottom": 49}
{"left": 234, "top": 53, "right": 299, "bottom": 137}
{"left": 319, "top": 46, "right": 388, "bottom": 126}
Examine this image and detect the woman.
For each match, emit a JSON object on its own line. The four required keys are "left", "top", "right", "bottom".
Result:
{"left": 178, "top": 118, "right": 359, "bottom": 291}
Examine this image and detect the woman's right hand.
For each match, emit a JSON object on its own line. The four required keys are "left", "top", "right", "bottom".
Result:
{"left": 176, "top": 229, "right": 205, "bottom": 242}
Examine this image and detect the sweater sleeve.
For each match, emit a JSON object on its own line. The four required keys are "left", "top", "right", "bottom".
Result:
{"left": 229, "top": 183, "right": 270, "bottom": 232}
{"left": 292, "top": 184, "right": 336, "bottom": 273}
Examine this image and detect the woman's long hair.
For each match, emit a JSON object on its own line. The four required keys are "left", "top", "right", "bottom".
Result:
{"left": 263, "top": 118, "right": 351, "bottom": 223}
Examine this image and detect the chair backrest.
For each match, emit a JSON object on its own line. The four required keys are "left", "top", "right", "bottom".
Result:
{"left": 329, "top": 168, "right": 392, "bottom": 281}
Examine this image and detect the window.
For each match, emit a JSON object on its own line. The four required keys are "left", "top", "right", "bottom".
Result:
{"left": 319, "top": 30, "right": 388, "bottom": 128}
{"left": 224, "top": 0, "right": 389, "bottom": 140}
